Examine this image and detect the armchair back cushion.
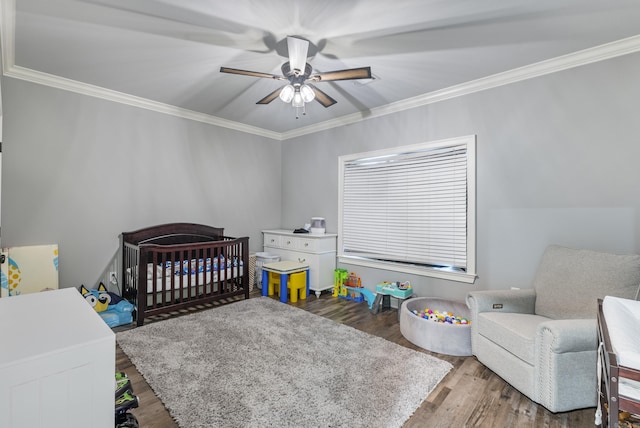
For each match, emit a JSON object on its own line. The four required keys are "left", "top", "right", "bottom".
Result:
{"left": 533, "top": 245, "right": 640, "bottom": 320}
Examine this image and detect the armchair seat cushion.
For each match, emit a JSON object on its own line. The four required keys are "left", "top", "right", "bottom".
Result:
{"left": 479, "top": 312, "right": 550, "bottom": 364}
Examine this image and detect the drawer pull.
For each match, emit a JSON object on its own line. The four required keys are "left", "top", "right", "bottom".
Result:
{"left": 287, "top": 240, "right": 292, "bottom": 245}
{"left": 304, "top": 242, "right": 309, "bottom": 247}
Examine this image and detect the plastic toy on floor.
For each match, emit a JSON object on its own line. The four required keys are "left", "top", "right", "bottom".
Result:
{"left": 115, "top": 372, "right": 132, "bottom": 398}
{"left": 115, "top": 371, "right": 139, "bottom": 428}
{"left": 375, "top": 281, "right": 413, "bottom": 298}
{"left": 115, "top": 413, "right": 139, "bottom": 428}
{"left": 79, "top": 283, "right": 135, "bottom": 328}
{"left": 369, "top": 281, "right": 414, "bottom": 315}
{"left": 332, "top": 269, "right": 348, "bottom": 297}
{"left": 338, "top": 272, "right": 365, "bottom": 303}
{"left": 333, "top": 269, "right": 378, "bottom": 309}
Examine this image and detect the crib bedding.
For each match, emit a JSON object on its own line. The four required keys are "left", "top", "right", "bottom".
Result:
{"left": 144, "top": 265, "right": 244, "bottom": 293}
{"left": 128, "top": 257, "right": 244, "bottom": 293}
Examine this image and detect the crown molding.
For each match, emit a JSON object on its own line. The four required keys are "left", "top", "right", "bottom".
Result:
{"left": 0, "top": 0, "right": 16, "bottom": 77}
{"left": 280, "top": 34, "right": 640, "bottom": 140}
{"left": 2, "top": 0, "right": 640, "bottom": 142}
{"left": 3, "top": 65, "right": 283, "bottom": 140}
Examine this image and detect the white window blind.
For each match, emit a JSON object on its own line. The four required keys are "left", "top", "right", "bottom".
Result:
{"left": 339, "top": 136, "right": 476, "bottom": 280}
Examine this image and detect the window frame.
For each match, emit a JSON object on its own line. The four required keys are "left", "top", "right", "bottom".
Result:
{"left": 337, "top": 135, "right": 476, "bottom": 283}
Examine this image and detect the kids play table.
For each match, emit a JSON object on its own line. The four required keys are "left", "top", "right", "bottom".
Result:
{"left": 261, "top": 260, "right": 310, "bottom": 303}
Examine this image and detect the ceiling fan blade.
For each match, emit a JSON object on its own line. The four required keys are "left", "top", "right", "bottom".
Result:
{"left": 219, "top": 67, "right": 283, "bottom": 80}
{"left": 287, "top": 36, "right": 309, "bottom": 75}
{"left": 82, "top": 1, "right": 276, "bottom": 52}
{"left": 310, "top": 67, "right": 372, "bottom": 82}
{"left": 256, "top": 87, "right": 284, "bottom": 105}
{"left": 309, "top": 85, "right": 337, "bottom": 108}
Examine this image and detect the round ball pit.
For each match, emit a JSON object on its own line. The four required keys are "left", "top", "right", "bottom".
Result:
{"left": 400, "top": 297, "right": 472, "bottom": 356}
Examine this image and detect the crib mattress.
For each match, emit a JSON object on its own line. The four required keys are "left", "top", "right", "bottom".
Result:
{"left": 602, "top": 295, "right": 640, "bottom": 401}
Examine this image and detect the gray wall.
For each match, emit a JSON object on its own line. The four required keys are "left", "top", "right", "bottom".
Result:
{"left": 282, "top": 52, "right": 640, "bottom": 301}
{"left": 3, "top": 52, "right": 640, "bottom": 300}
{"left": 1, "top": 79, "right": 282, "bottom": 288}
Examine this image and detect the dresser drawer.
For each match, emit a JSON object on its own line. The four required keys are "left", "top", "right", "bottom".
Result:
{"left": 296, "top": 237, "right": 317, "bottom": 252}
{"left": 263, "top": 233, "right": 281, "bottom": 247}
{"left": 279, "top": 236, "right": 298, "bottom": 250}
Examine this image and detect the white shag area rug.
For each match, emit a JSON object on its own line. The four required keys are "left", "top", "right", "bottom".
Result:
{"left": 117, "top": 297, "right": 452, "bottom": 428}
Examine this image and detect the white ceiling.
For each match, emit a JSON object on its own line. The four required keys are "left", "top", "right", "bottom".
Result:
{"left": 3, "top": 0, "right": 640, "bottom": 139}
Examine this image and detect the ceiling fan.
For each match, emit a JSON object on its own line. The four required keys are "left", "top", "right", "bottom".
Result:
{"left": 220, "top": 36, "right": 372, "bottom": 118}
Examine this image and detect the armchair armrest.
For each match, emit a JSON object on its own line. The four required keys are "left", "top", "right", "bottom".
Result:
{"left": 466, "top": 289, "right": 537, "bottom": 315}
{"left": 535, "top": 318, "right": 599, "bottom": 411}
{"left": 537, "top": 318, "right": 598, "bottom": 353}
{"left": 466, "top": 289, "right": 537, "bottom": 356}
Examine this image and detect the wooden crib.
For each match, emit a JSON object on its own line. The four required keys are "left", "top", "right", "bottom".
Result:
{"left": 121, "top": 223, "right": 249, "bottom": 326}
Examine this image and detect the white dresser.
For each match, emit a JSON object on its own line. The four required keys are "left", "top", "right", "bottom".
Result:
{"left": 263, "top": 229, "right": 337, "bottom": 297}
{"left": 0, "top": 288, "right": 115, "bottom": 428}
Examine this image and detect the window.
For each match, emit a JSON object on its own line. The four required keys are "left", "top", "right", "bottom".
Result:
{"left": 338, "top": 135, "right": 476, "bottom": 283}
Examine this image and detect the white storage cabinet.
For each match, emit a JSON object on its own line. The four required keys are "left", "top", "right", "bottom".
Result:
{"left": 263, "top": 229, "right": 337, "bottom": 297}
{"left": 0, "top": 288, "right": 115, "bottom": 428}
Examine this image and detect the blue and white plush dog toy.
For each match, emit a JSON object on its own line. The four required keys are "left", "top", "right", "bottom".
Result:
{"left": 79, "top": 283, "right": 135, "bottom": 328}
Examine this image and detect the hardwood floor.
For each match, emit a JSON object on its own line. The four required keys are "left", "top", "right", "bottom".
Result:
{"left": 116, "top": 291, "right": 596, "bottom": 428}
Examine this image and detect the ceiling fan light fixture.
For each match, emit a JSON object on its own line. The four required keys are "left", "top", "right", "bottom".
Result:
{"left": 279, "top": 84, "right": 295, "bottom": 103}
{"left": 300, "top": 84, "right": 315, "bottom": 103}
{"left": 292, "top": 91, "right": 304, "bottom": 108}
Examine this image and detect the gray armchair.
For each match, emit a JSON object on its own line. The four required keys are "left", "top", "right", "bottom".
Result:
{"left": 466, "top": 245, "right": 640, "bottom": 413}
